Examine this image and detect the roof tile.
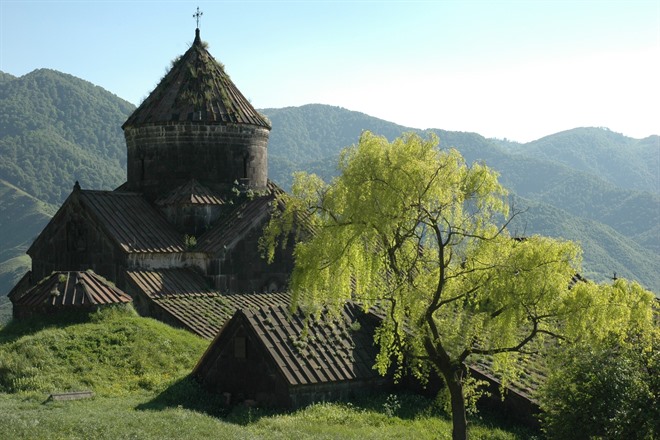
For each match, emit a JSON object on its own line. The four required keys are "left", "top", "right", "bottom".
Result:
{"left": 79, "top": 190, "right": 185, "bottom": 253}
{"left": 123, "top": 29, "right": 270, "bottom": 129}
{"left": 13, "top": 271, "right": 132, "bottom": 308}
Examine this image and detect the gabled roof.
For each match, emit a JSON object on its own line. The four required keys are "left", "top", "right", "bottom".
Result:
{"left": 195, "top": 195, "right": 273, "bottom": 254}
{"left": 123, "top": 29, "right": 271, "bottom": 129}
{"left": 78, "top": 190, "right": 186, "bottom": 253}
{"left": 211, "top": 303, "right": 381, "bottom": 386}
{"left": 156, "top": 179, "right": 225, "bottom": 206}
{"left": 12, "top": 271, "right": 132, "bottom": 308}
{"left": 126, "top": 268, "right": 291, "bottom": 339}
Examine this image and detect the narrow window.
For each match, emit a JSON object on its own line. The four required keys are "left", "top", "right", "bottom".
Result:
{"left": 234, "top": 336, "right": 246, "bottom": 359}
{"left": 242, "top": 154, "right": 249, "bottom": 179}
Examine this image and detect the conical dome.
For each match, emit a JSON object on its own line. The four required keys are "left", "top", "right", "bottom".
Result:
{"left": 123, "top": 29, "right": 270, "bottom": 201}
{"left": 123, "top": 29, "right": 270, "bottom": 129}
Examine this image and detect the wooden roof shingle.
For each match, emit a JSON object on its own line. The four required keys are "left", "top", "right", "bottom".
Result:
{"left": 123, "top": 29, "right": 271, "bottom": 129}
{"left": 12, "top": 271, "right": 132, "bottom": 308}
{"left": 79, "top": 190, "right": 186, "bottom": 253}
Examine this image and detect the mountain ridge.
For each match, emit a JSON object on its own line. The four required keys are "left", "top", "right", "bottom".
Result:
{"left": 0, "top": 69, "right": 657, "bottom": 300}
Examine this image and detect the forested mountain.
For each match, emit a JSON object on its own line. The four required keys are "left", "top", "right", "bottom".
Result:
{"left": 0, "top": 71, "right": 657, "bottom": 303}
{"left": 0, "top": 179, "right": 56, "bottom": 315}
{"left": 262, "top": 105, "right": 659, "bottom": 292}
{"left": 504, "top": 128, "right": 659, "bottom": 194}
{"left": 0, "top": 69, "right": 132, "bottom": 204}
{"left": 0, "top": 69, "right": 134, "bottom": 311}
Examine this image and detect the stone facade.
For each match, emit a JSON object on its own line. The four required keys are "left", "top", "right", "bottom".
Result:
{"left": 27, "top": 192, "right": 127, "bottom": 285}
{"left": 13, "top": 28, "right": 293, "bottom": 320}
{"left": 124, "top": 123, "right": 269, "bottom": 202}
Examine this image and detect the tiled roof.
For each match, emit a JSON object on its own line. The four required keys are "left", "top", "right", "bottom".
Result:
{"left": 195, "top": 195, "right": 274, "bottom": 254}
{"left": 79, "top": 190, "right": 185, "bottom": 253}
{"left": 240, "top": 303, "right": 380, "bottom": 386}
{"left": 123, "top": 29, "right": 270, "bottom": 129}
{"left": 126, "top": 268, "right": 290, "bottom": 339}
{"left": 12, "top": 271, "right": 132, "bottom": 308}
{"left": 153, "top": 291, "right": 291, "bottom": 340}
{"left": 127, "top": 268, "right": 214, "bottom": 298}
{"left": 156, "top": 179, "right": 225, "bottom": 206}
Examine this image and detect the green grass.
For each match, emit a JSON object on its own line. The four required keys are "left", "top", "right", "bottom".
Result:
{"left": 0, "top": 305, "right": 209, "bottom": 395}
{"left": 0, "top": 392, "right": 534, "bottom": 440}
{"left": 0, "top": 306, "right": 536, "bottom": 439}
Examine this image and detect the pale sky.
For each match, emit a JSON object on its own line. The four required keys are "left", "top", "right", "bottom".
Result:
{"left": 1, "top": 0, "right": 658, "bottom": 142}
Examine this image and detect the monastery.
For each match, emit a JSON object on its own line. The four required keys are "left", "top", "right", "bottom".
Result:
{"left": 7, "top": 24, "right": 539, "bottom": 416}
{"left": 9, "top": 27, "right": 294, "bottom": 337}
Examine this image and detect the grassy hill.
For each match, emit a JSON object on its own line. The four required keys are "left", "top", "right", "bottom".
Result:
{"left": 0, "top": 307, "right": 532, "bottom": 439}
{"left": 0, "top": 305, "right": 208, "bottom": 395}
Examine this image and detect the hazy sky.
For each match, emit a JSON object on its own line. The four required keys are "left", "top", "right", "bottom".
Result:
{"left": 1, "top": 0, "right": 658, "bottom": 142}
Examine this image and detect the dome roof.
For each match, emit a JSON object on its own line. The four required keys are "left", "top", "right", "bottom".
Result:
{"left": 123, "top": 29, "right": 271, "bottom": 129}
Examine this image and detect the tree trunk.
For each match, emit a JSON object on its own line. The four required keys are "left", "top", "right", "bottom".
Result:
{"left": 445, "top": 368, "right": 468, "bottom": 440}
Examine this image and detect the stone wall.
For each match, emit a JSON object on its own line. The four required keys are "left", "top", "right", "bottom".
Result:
{"left": 207, "top": 224, "right": 294, "bottom": 294}
{"left": 28, "top": 197, "right": 126, "bottom": 285}
{"left": 124, "top": 122, "right": 269, "bottom": 202}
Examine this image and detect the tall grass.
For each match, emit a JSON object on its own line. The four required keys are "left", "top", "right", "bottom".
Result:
{"left": 0, "top": 392, "right": 534, "bottom": 440}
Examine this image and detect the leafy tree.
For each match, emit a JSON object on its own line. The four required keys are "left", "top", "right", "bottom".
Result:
{"left": 262, "top": 131, "right": 655, "bottom": 440}
{"left": 538, "top": 285, "right": 659, "bottom": 440}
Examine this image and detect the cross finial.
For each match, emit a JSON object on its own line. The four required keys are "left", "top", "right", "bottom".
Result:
{"left": 193, "top": 6, "right": 203, "bottom": 29}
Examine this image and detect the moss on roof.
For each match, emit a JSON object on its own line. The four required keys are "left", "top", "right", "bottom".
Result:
{"left": 123, "top": 29, "right": 271, "bottom": 129}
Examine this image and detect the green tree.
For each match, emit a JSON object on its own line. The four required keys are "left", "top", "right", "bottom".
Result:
{"left": 538, "top": 288, "right": 659, "bottom": 440}
{"left": 261, "top": 131, "right": 655, "bottom": 440}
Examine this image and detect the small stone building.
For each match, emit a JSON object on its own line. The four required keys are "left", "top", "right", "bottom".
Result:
{"left": 10, "top": 27, "right": 295, "bottom": 332}
{"left": 193, "top": 303, "right": 390, "bottom": 407}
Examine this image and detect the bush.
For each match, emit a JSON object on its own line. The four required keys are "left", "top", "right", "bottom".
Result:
{"left": 538, "top": 336, "right": 659, "bottom": 439}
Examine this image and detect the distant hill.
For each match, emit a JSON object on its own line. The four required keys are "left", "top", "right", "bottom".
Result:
{"left": 0, "top": 68, "right": 133, "bottom": 205}
{"left": 504, "top": 128, "right": 659, "bottom": 194}
{"left": 0, "top": 72, "right": 657, "bottom": 299}
{"left": 262, "top": 105, "right": 659, "bottom": 292}
{"left": 0, "top": 69, "right": 134, "bottom": 303}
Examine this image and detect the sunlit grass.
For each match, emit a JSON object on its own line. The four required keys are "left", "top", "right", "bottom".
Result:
{"left": 0, "top": 307, "right": 536, "bottom": 439}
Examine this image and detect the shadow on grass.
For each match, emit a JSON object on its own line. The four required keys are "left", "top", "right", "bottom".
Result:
{"left": 137, "top": 378, "right": 538, "bottom": 437}
{"left": 135, "top": 375, "right": 286, "bottom": 423}
{"left": 136, "top": 379, "right": 443, "bottom": 425}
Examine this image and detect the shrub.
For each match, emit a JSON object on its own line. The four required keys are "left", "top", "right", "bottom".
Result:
{"left": 538, "top": 335, "right": 659, "bottom": 439}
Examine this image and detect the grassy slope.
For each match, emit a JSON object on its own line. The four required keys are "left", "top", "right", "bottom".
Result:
{"left": 0, "top": 307, "right": 532, "bottom": 439}
{"left": 0, "top": 306, "right": 208, "bottom": 395}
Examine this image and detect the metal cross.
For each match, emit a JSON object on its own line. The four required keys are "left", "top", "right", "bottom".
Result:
{"left": 193, "top": 7, "right": 203, "bottom": 28}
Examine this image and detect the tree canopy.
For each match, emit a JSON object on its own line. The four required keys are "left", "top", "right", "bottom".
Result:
{"left": 262, "top": 131, "right": 655, "bottom": 439}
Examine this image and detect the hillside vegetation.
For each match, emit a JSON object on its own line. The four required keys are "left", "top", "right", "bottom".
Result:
{"left": 506, "top": 128, "right": 659, "bottom": 194}
{"left": 0, "top": 70, "right": 657, "bottom": 296}
{"left": 0, "top": 69, "right": 132, "bottom": 204}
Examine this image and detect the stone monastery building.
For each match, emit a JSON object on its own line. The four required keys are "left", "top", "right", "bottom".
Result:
{"left": 7, "top": 27, "right": 540, "bottom": 414}
{"left": 9, "top": 28, "right": 296, "bottom": 338}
